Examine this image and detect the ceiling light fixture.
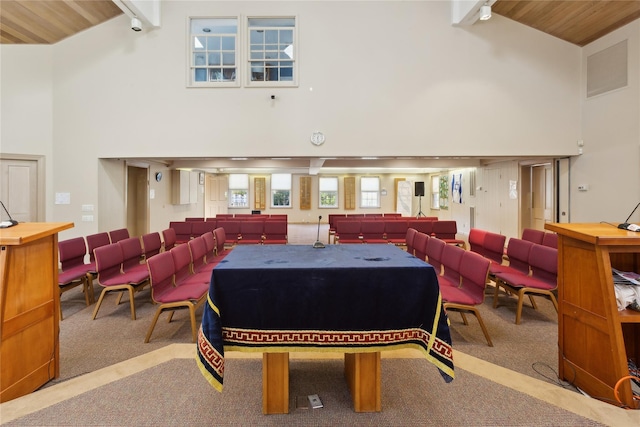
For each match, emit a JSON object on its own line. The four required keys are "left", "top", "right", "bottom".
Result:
{"left": 479, "top": 4, "right": 492, "bottom": 21}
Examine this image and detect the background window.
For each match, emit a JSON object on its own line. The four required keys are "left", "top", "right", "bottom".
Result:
{"left": 319, "top": 177, "right": 338, "bottom": 208}
{"left": 271, "top": 173, "right": 291, "bottom": 207}
{"left": 228, "top": 173, "right": 248, "bottom": 207}
{"left": 431, "top": 176, "right": 440, "bottom": 210}
{"left": 248, "top": 17, "right": 296, "bottom": 86}
{"left": 189, "top": 18, "right": 238, "bottom": 87}
{"left": 360, "top": 177, "right": 380, "bottom": 208}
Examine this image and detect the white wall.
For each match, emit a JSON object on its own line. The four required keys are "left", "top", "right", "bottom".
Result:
{"left": 573, "top": 20, "right": 640, "bottom": 224}
{"left": 1, "top": 1, "right": 601, "bottom": 239}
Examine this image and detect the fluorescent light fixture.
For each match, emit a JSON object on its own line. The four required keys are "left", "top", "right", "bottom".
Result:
{"left": 479, "top": 5, "right": 492, "bottom": 21}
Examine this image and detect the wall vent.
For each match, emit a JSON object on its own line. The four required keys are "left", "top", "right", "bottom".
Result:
{"left": 587, "top": 40, "right": 628, "bottom": 98}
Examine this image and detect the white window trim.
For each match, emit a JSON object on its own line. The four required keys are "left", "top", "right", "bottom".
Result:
{"left": 187, "top": 17, "right": 240, "bottom": 88}
{"left": 431, "top": 175, "right": 440, "bottom": 210}
{"left": 319, "top": 176, "right": 339, "bottom": 208}
{"left": 245, "top": 16, "right": 299, "bottom": 88}
{"left": 360, "top": 176, "right": 380, "bottom": 209}
{"left": 270, "top": 173, "right": 292, "bottom": 208}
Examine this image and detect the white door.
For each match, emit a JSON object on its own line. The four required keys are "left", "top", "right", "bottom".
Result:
{"left": 532, "top": 164, "right": 552, "bottom": 229}
{"left": 0, "top": 159, "right": 39, "bottom": 222}
{"left": 205, "top": 175, "right": 229, "bottom": 217}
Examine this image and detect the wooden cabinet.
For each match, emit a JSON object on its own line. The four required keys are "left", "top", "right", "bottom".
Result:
{"left": 172, "top": 170, "right": 198, "bottom": 205}
{"left": 0, "top": 222, "right": 73, "bottom": 402}
{"left": 545, "top": 223, "right": 639, "bottom": 409}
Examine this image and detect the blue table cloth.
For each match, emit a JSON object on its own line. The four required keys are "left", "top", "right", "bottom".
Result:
{"left": 196, "top": 244, "right": 454, "bottom": 391}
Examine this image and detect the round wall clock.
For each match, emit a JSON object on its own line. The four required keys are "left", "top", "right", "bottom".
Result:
{"left": 155, "top": 172, "right": 163, "bottom": 182}
{"left": 310, "top": 131, "right": 325, "bottom": 146}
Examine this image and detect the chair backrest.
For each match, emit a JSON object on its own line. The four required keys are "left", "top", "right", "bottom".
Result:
{"left": 119, "top": 237, "right": 144, "bottom": 271}
{"left": 335, "top": 220, "right": 362, "bottom": 241}
{"left": 521, "top": 228, "right": 545, "bottom": 244}
{"left": 141, "top": 232, "right": 162, "bottom": 259}
{"left": 360, "top": 220, "right": 385, "bottom": 237}
{"left": 441, "top": 244, "right": 464, "bottom": 285}
{"left": 263, "top": 220, "right": 288, "bottom": 243}
{"left": 213, "top": 227, "right": 227, "bottom": 255}
{"left": 202, "top": 231, "right": 216, "bottom": 259}
{"left": 505, "top": 238, "right": 533, "bottom": 274}
{"left": 407, "top": 220, "right": 434, "bottom": 236}
{"left": 59, "top": 237, "right": 87, "bottom": 270}
{"left": 191, "top": 221, "right": 217, "bottom": 238}
{"left": 459, "top": 251, "right": 491, "bottom": 303}
{"left": 432, "top": 220, "right": 457, "bottom": 239}
{"left": 147, "top": 251, "right": 176, "bottom": 301}
{"left": 171, "top": 243, "right": 194, "bottom": 283}
{"left": 542, "top": 232, "right": 558, "bottom": 249}
{"left": 188, "top": 236, "right": 208, "bottom": 272}
{"left": 94, "top": 243, "right": 123, "bottom": 283}
{"left": 86, "top": 232, "right": 110, "bottom": 262}
{"left": 216, "top": 220, "right": 241, "bottom": 241}
{"left": 413, "top": 231, "right": 429, "bottom": 261}
{"left": 405, "top": 227, "right": 418, "bottom": 255}
{"left": 483, "top": 232, "right": 506, "bottom": 265}
{"left": 239, "top": 220, "right": 265, "bottom": 242}
{"left": 185, "top": 217, "right": 205, "bottom": 222}
{"left": 109, "top": 228, "right": 130, "bottom": 243}
{"left": 383, "top": 220, "right": 408, "bottom": 240}
{"left": 425, "top": 236, "right": 446, "bottom": 274}
{"left": 528, "top": 244, "right": 558, "bottom": 287}
{"left": 468, "top": 228, "right": 487, "bottom": 257}
{"left": 162, "top": 228, "right": 177, "bottom": 251}
{"left": 170, "top": 221, "right": 193, "bottom": 243}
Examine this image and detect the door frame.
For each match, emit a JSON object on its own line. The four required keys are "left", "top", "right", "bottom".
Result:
{"left": 0, "top": 153, "right": 46, "bottom": 221}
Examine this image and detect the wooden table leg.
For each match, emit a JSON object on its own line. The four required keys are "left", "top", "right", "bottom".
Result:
{"left": 344, "top": 352, "right": 381, "bottom": 412}
{"left": 262, "top": 352, "right": 289, "bottom": 414}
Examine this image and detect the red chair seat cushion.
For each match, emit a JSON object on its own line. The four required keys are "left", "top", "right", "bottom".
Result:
{"left": 155, "top": 282, "right": 208, "bottom": 303}
{"left": 439, "top": 284, "right": 482, "bottom": 305}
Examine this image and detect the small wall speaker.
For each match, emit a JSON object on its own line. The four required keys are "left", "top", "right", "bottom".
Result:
{"left": 415, "top": 181, "right": 425, "bottom": 197}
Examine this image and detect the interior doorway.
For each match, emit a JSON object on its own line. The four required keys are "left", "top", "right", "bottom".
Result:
{"left": 0, "top": 155, "right": 45, "bottom": 222}
{"left": 205, "top": 174, "right": 228, "bottom": 218}
{"left": 521, "top": 162, "right": 553, "bottom": 232}
{"left": 126, "top": 164, "right": 149, "bottom": 237}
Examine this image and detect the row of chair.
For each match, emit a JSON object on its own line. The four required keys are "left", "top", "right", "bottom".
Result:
{"left": 170, "top": 219, "right": 288, "bottom": 246}
{"left": 406, "top": 228, "right": 493, "bottom": 346}
{"left": 328, "top": 213, "right": 434, "bottom": 243}
{"left": 334, "top": 218, "right": 465, "bottom": 247}
{"left": 186, "top": 213, "right": 288, "bottom": 221}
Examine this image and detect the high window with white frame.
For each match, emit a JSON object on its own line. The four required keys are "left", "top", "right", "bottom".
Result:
{"left": 228, "top": 174, "right": 249, "bottom": 208}
{"left": 271, "top": 173, "right": 291, "bottom": 208}
{"left": 319, "top": 177, "right": 338, "bottom": 208}
{"left": 189, "top": 18, "right": 238, "bottom": 87}
{"left": 360, "top": 177, "right": 380, "bottom": 208}
{"left": 247, "top": 17, "right": 297, "bottom": 86}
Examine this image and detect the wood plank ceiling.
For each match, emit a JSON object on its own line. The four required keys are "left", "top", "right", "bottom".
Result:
{"left": 1, "top": 1, "right": 639, "bottom": 46}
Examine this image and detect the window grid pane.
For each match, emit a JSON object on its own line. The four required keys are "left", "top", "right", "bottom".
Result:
{"left": 248, "top": 18, "right": 295, "bottom": 84}
{"left": 190, "top": 18, "right": 238, "bottom": 85}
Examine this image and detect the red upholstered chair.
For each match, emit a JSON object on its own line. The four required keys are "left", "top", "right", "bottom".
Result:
{"left": 491, "top": 238, "right": 533, "bottom": 283}
{"left": 405, "top": 227, "right": 418, "bottom": 256}
{"left": 213, "top": 227, "right": 232, "bottom": 257}
{"left": 170, "top": 243, "right": 210, "bottom": 286}
{"left": 86, "top": 231, "right": 111, "bottom": 271}
{"left": 188, "top": 235, "right": 216, "bottom": 274}
{"left": 412, "top": 231, "right": 429, "bottom": 262}
{"left": 335, "top": 220, "right": 363, "bottom": 244}
{"left": 216, "top": 220, "right": 240, "bottom": 246}
{"left": 162, "top": 228, "right": 177, "bottom": 251}
{"left": 185, "top": 217, "right": 204, "bottom": 222}
{"left": 542, "top": 232, "right": 558, "bottom": 248}
{"left": 119, "top": 237, "right": 150, "bottom": 283}
{"left": 58, "top": 237, "right": 94, "bottom": 319}
{"left": 439, "top": 244, "right": 465, "bottom": 288}
{"left": 141, "top": 232, "right": 162, "bottom": 260}
{"left": 495, "top": 244, "right": 558, "bottom": 324}
{"left": 383, "top": 213, "right": 402, "bottom": 218}
{"left": 144, "top": 251, "right": 208, "bottom": 343}
{"left": 109, "top": 228, "right": 130, "bottom": 243}
{"left": 521, "top": 228, "right": 545, "bottom": 245}
{"left": 483, "top": 232, "right": 507, "bottom": 266}
{"left": 201, "top": 231, "right": 217, "bottom": 260}
{"left": 468, "top": 228, "right": 487, "bottom": 258}
{"left": 238, "top": 220, "right": 265, "bottom": 244}
{"left": 440, "top": 251, "right": 493, "bottom": 346}
{"left": 360, "top": 220, "right": 387, "bottom": 244}
{"left": 170, "top": 221, "right": 193, "bottom": 244}
{"left": 425, "top": 235, "right": 446, "bottom": 275}
{"left": 384, "top": 220, "right": 409, "bottom": 245}
{"left": 328, "top": 214, "right": 347, "bottom": 244}
{"left": 262, "top": 220, "right": 288, "bottom": 244}
{"left": 92, "top": 243, "right": 149, "bottom": 320}
{"left": 432, "top": 221, "right": 466, "bottom": 249}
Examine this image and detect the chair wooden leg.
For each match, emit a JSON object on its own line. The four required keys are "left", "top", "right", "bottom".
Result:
{"left": 515, "top": 289, "right": 527, "bottom": 325}
{"left": 459, "top": 312, "right": 469, "bottom": 325}
{"left": 528, "top": 294, "right": 538, "bottom": 310}
{"left": 492, "top": 281, "right": 502, "bottom": 308}
{"left": 92, "top": 288, "right": 109, "bottom": 320}
{"left": 127, "top": 286, "right": 136, "bottom": 320}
